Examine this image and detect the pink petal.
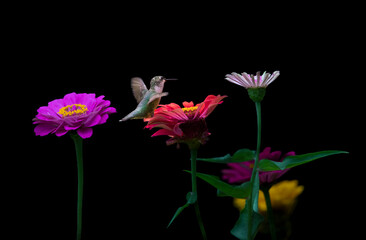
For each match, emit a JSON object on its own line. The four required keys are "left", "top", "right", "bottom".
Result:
{"left": 55, "top": 127, "right": 69, "bottom": 137}
{"left": 63, "top": 92, "right": 78, "bottom": 105}
{"left": 77, "top": 127, "right": 93, "bottom": 139}
{"left": 34, "top": 124, "right": 57, "bottom": 136}
{"left": 269, "top": 151, "right": 282, "bottom": 161}
{"left": 281, "top": 151, "right": 296, "bottom": 160}
{"left": 151, "top": 129, "right": 174, "bottom": 137}
{"left": 37, "top": 106, "right": 60, "bottom": 118}
{"left": 172, "top": 123, "right": 184, "bottom": 136}
{"left": 98, "top": 114, "right": 109, "bottom": 125}
{"left": 259, "top": 147, "right": 272, "bottom": 159}
{"left": 64, "top": 125, "right": 80, "bottom": 130}
{"left": 101, "top": 107, "right": 117, "bottom": 114}
{"left": 47, "top": 99, "right": 66, "bottom": 113}
{"left": 84, "top": 114, "right": 102, "bottom": 127}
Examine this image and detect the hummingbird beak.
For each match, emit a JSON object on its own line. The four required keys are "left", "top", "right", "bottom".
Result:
{"left": 165, "top": 78, "right": 178, "bottom": 81}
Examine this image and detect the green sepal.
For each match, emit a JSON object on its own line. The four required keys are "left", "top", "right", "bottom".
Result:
{"left": 197, "top": 148, "right": 255, "bottom": 164}
{"left": 167, "top": 191, "right": 197, "bottom": 228}
{"left": 247, "top": 87, "right": 266, "bottom": 102}
{"left": 185, "top": 170, "right": 251, "bottom": 198}
{"left": 258, "top": 150, "right": 348, "bottom": 171}
{"left": 231, "top": 171, "right": 263, "bottom": 240}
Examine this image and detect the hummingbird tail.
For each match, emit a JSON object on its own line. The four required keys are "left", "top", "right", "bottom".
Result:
{"left": 119, "top": 113, "right": 132, "bottom": 122}
{"left": 119, "top": 109, "right": 144, "bottom": 122}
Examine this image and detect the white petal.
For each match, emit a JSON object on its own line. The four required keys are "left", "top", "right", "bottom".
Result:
{"left": 266, "top": 71, "right": 280, "bottom": 85}
{"left": 256, "top": 72, "right": 261, "bottom": 87}
{"left": 261, "top": 72, "right": 271, "bottom": 86}
{"left": 241, "top": 72, "right": 254, "bottom": 87}
{"left": 225, "top": 73, "right": 246, "bottom": 88}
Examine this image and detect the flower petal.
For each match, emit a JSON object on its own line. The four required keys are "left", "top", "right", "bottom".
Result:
{"left": 55, "top": 127, "right": 69, "bottom": 137}
{"left": 84, "top": 114, "right": 102, "bottom": 127}
{"left": 34, "top": 123, "right": 57, "bottom": 136}
{"left": 98, "top": 114, "right": 109, "bottom": 125}
{"left": 151, "top": 129, "right": 174, "bottom": 137}
{"left": 77, "top": 127, "right": 93, "bottom": 139}
{"left": 183, "top": 101, "right": 194, "bottom": 108}
{"left": 64, "top": 125, "right": 80, "bottom": 130}
{"left": 199, "top": 95, "right": 227, "bottom": 118}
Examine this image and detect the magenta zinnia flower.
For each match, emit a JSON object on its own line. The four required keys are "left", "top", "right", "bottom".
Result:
{"left": 222, "top": 147, "right": 295, "bottom": 184}
{"left": 225, "top": 71, "right": 280, "bottom": 89}
{"left": 145, "top": 95, "right": 227, "bottom": 146}
{"left": 33, "top": 92, "right": 117, "bottom": 138}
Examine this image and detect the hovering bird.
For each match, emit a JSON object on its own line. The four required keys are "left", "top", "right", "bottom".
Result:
{"left": 120, "top": 76, "right": 176, "bottom": 122}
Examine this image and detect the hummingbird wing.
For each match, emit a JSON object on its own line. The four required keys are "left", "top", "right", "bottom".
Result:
{"left": 131, "top": 77, "right": 148, "bottom": 103}
{"left": 148, "top": 92, "right": 169, "bottom": 104}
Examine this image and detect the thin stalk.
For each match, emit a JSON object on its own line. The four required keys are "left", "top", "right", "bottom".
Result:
{"left": 262, "top": 186, "right": 277, "bottom": 240}
{"left": 190, "top": 148, "right": 207, "bottom": 240}
{"left": 247, "top": 102, "right": 262, "bottom": 240}
{"left": 71, "top": 134, "right": 84, "bottom": 240}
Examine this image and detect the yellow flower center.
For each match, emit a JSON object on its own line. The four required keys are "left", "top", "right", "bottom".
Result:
{"left": 58, "top": 104, "right": 88, "bottom": 117}
{"left": 181, "top": 106, "right": 198, "bottom": 118}
{"left": 182, "top": 106, "right": 198, "bottom": 113}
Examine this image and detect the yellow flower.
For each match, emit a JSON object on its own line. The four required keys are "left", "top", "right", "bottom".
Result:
{"left": 233, "top": 180, "right": 304, "bottom": 215}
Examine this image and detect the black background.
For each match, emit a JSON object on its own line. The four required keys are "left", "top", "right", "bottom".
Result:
{"left": 9, "top": 3, "right": 361, "bottom": 240}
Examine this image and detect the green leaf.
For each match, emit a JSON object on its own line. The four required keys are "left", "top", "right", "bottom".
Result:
{"left": 167, "top": 192, "right": 197, "bottom": 228}
{"left": 197, "top": 153, "right": 232, "bottom": 163}
{"left": 185, "top": 171, "right": 251, "bottom": 198}
{"left": 231, "top": 171, "right": 263, "bottom": 240}
{"left": 186, "top": 191, "right": 197, "bottom": 204}
{"left": 217, "top": 181, "right": 251, "bottom": 198}
{"left": 197, "top": 148, "right": 255, "bottom": 163}
{"left": 232, "top": 149, "right": 256, "bottom": 163}
{"left": 231, "top": 207, "right": 264, "bottom": 240}
{"left": 258, "top": 150, "right": 349, "bottom": 171}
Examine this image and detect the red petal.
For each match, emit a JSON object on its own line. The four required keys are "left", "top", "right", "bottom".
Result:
{"left": 182, "top": 101, "right": 194, "bottom": 108}
{"left": 151, "top": 129, "right": 175, "bottom": 137}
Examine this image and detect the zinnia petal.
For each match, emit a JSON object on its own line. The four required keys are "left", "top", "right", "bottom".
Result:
{"left": 84, "top": 114, "right": 102, "bottom": 127}
{"left": 34, "top": 123, "right": 57, "bottom": 136}
{"left": 151, "top": 129, "right": 175, "bottom": 137}
{"left": 199, "top": 95, "right": 227, "bottom": 118}
{"left": 77, "top": 127, "right": 93, "bottom": 139}
{"left": 183, "top": 101, "right": 195, "bottom": 108}
{"left": 98, "top": 114, "right": 109, "bottom": 125}
{"left": 55, "top": 127, "right": 69, "bottom": 137}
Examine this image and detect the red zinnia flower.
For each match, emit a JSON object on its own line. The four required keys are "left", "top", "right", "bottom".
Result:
{"left": 145, "top": 95, "right": 227, "bottom": 147}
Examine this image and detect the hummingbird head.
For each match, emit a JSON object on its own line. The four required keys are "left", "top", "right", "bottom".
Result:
{"left": 150, "top": 76, "right": 177, "bottom": 93}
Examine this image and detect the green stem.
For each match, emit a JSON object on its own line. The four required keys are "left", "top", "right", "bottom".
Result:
{"left": 247, "top": 102, "right": 262, "bottom": 240}
{"left": 190, "top": 147, "right": 207, "bottom": 240}
{"left": 262, "top": 185, "right": 277, "bottom": 240}
{"left": 71, "top": 134, "right": 84, "bottom": 240}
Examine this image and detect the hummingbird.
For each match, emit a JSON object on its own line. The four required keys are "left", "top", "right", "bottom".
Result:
{"left": 119, "top": 76, "right": 177, "bottom": 122}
